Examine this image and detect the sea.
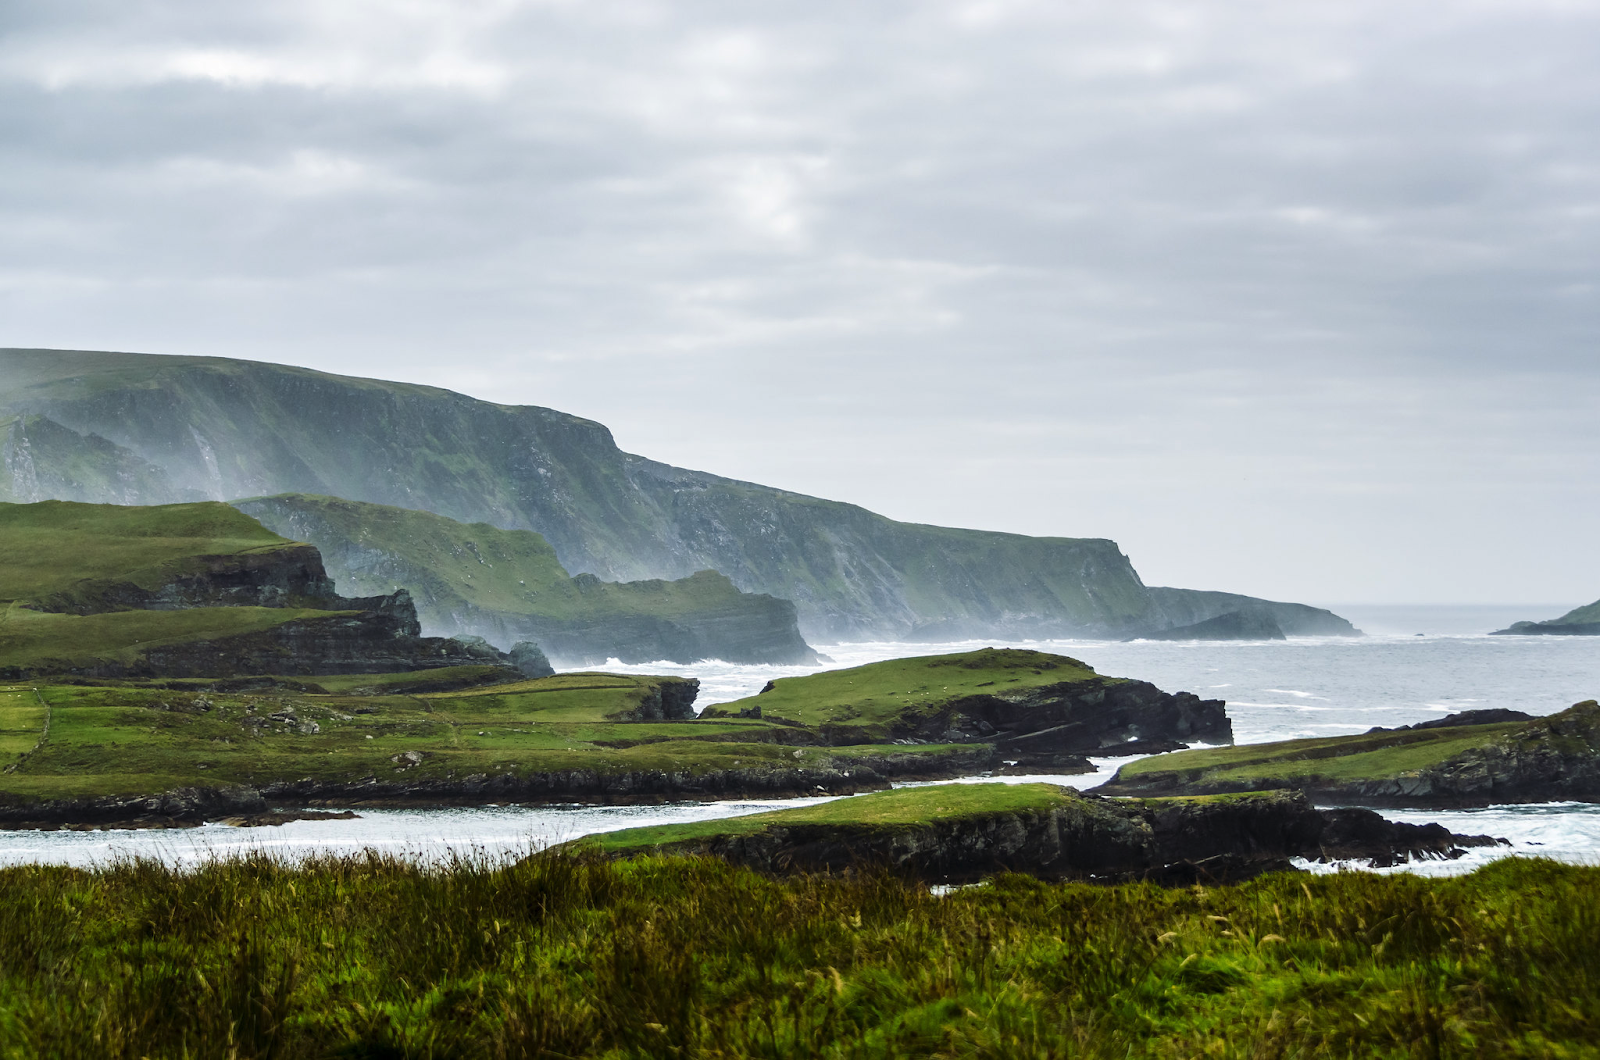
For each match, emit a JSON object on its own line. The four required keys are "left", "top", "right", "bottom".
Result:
{"left": 4, "top": 603, "right": 1598, "bottom": 874}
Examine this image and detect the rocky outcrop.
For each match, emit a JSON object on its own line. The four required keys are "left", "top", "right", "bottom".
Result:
{"left": 618, "top": 789, "right": 1502, "bottom": 884}
{"left": 33, "top": 542, "right": 351, "bottom": 615}
{"left": 1367, "top": 708, "right": 1534, "bottom": 734}
{"left": 1104, "top": 701, "right": 1600, "bottom": 809}
{"left": 608, "top": 677, "right": 701, "bottom": 720}
{"left": 889, "top": 679, "right": 1232, "bottom": 755}
{"left": 1137, "top": 608, "right": 1286, "bottom": 641}
{"left": 0, "top": 349, "right": 1358, "bottom": 642}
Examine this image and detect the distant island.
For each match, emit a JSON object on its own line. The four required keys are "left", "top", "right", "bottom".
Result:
{"left": 1492, "top": 598, "right": 1600, "bottom": 636}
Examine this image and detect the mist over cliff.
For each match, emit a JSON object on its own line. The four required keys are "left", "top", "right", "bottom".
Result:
{"left": 0, "top": 349, "right": 1354, "bottom": 642}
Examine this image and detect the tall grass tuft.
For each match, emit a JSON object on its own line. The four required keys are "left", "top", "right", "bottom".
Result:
{"left": 0, "top": 852, "right": 1592, "bottom": 1056}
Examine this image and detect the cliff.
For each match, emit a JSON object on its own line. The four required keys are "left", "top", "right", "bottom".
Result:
{"left": 0, "top": 349, "right": 1356, "bottom": 641}
{"left": 0, "top": 499, "right": 545, "bottom": 680}
{"left": 232, "top": 493, "right": 816, "bottom": 665}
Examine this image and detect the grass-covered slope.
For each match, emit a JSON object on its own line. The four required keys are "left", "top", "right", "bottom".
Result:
{"left": 0, "top": 500, "right": 341, "bottom": 676}
{"left": 592, "top": 783, "right": 1072, "bottom": 853}
{"left": 1101, "top": 701, "right": 1600, "bottom": 807}
{"left": 702, "top": 647, "right": 1232, "bottom": 753}
{"left": 0, "top": 348, "right": 1352, "bottom": 641}
{"left": 0, "top": 499, "right": 292, "bottom": 604}
{"left": 232, "top": 493, "right": 815, "bottom": 665}
{"left": 0, "top": 499, "right": 520, "bottom": 680}
{"left": 0, "top": 674, "right": 980, "bottom": 816}
{"left": 0, "top": 854, "right": 1594, "bottom": 1057}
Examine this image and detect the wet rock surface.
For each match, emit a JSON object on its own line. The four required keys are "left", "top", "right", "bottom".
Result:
{"left": 628, "top": 789, "right": 1505, "bottom": 885}
{"left": 896, "top": 678, "right": 1232, "bottom": 757}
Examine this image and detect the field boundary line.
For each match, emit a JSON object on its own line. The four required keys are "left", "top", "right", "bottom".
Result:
{"left": 4, "top": 687, "right": 50, "bottom": 775}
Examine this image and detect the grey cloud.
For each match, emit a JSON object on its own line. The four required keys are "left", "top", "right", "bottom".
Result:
{"left": 1, "top": 0, "right": 1597, "bottom": 603}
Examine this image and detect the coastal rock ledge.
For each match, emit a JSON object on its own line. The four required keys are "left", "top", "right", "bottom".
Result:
{"left": 589, "top": 787, "right": 1504, "bottom": 885}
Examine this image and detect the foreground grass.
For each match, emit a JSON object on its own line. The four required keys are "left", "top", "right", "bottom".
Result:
{"left": 0, "top": 854, "right": 1593, "bottom": 1057}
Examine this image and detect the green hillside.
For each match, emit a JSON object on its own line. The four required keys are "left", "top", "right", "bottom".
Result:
{"left": 0, "top": 349, "right": 1353, "bottom": 641}
{"left": 231, "top": 494, "right": 816, "bottom": 665}
{"left": 0, "top": 674, "right": 966, "bottom": 805}
{"left": 0, "top": 499, "right": 290, "bottom": 603}
{"left": 707, "top": 648, "right": 1102, "bottom": 735}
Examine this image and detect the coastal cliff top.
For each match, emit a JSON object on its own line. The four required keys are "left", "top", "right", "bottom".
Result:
{"left": 707, "top": 648, "right": 1105, "bottom": 731}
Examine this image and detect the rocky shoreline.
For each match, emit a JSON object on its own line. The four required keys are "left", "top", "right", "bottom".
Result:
{"left": 0, "top": 746, "right": 1000, "bottom": 830}
{"left": 596, "top": 788, "right": 1506, "bottom": 885}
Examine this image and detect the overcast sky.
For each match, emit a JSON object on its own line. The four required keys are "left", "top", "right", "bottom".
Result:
{"left": 3, "top": 1, "right": 1597, "bottom": 606}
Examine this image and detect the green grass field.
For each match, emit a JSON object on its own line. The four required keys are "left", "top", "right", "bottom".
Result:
{"left": 0, "top": 852, "right": 1592, "bottom": 1056}
{"left": 709, "top": 648, "right": 1106, "bottom": 737}
{"left": 0, "top": 676, "right": 968, "bottom": 803}
{"left": 0, "top": 604, "right": 342, "bottom": 674}
{"left": 1107, "top": 722, "right": 1530, "bottom": 791}
{"left": 0, "top": 499, "right": 293, "bottom": 603}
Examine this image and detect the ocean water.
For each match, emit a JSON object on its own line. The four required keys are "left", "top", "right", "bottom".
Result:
{"left": 3, "top": 605, "right": 1597, "bottom": 872}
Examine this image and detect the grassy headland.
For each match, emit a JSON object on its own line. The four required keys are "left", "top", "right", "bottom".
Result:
{"left": 706, "top": 648, "right": 1102, "bottom": 736}
{"left": 1102, "top": 701, "right": 1600, "bottom": 807}
{"left": 703, "top": 647, "right": 1231, "bottom": 755}
{"left": 0, "top": 852, "right": 1592, "bottom": 1056}
{"left": 0, "top": 499, "right": 289, "bottom": 602}
{"left": 590, "top": 783, "right": 1073, "bottom": 854}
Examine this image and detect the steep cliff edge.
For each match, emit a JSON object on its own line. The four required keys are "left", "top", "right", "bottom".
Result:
{"left": 0, "top": 349, "right": 1355, "bottom": 641}
{"left": 0, "top": 499, "right": 542, "bottom": 680}
{"left": 232, "top": 493, "right": 816, "bottom": 665}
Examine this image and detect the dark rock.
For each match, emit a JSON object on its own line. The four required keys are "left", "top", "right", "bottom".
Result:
{"left": 610, "top": 678, "right": 700, "bottom": 721}
{"left": 624, "top": 789, "right": 1503, "bottom": 885}
{"left": 1367, "top": 708, "right": 1535, "bottom": 735}
{"left": 508, "top": 641, "right": 555, "bottom": 678}
{"left": 1492, "top": 621, "right": 1600, "bottom": 636}
{"left": 910, "top": 678, "right": 1232, "bottom": 756}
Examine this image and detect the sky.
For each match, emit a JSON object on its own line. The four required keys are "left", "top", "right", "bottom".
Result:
{"left": 2, "top": 0, "right": 1597, "bottom": 607}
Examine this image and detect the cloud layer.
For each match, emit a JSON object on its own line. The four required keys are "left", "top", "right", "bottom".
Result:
{"left": 3, "top": 0, "right": 1597, "bottom": 603}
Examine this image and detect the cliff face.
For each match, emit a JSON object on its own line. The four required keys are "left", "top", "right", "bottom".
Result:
{"left": 0, "top": 350, "right": 1353, "bottom": 642}
{"left": 232, "top": 494, "right": 816, "bottom": 665}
